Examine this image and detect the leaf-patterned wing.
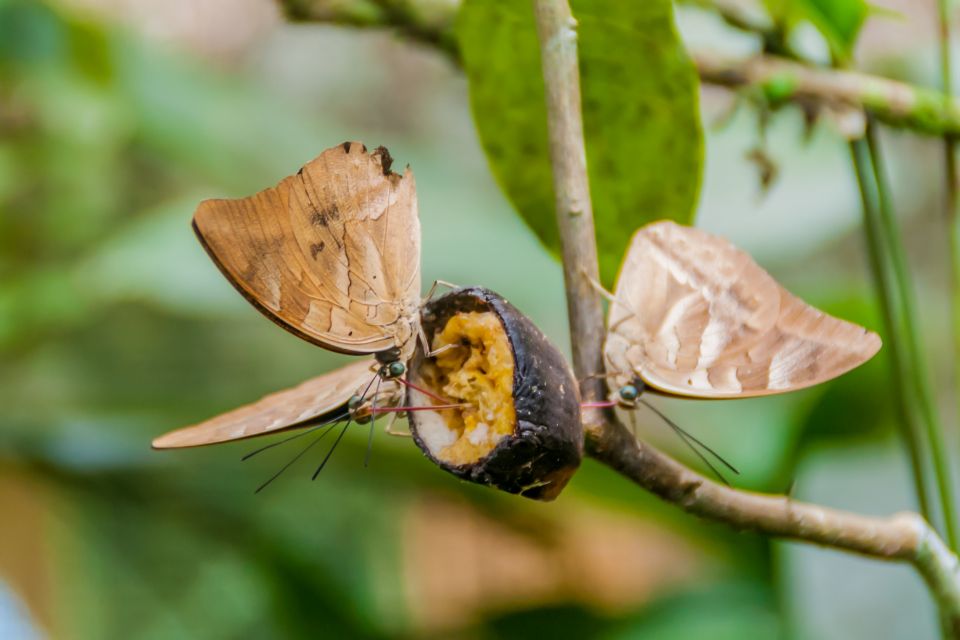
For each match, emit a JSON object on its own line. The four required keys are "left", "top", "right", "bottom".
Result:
{"left": 152, "top": 359, "right": 386, "bottom": 448}
{"left": 193, "top": 142, "right": 421, "bottom": 359}
{"left": 604, "top": 221, "right": 881, "bottom": 398}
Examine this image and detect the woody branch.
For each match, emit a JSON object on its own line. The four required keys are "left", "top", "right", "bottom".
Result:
{"left": 531, "top": 0, "right": 960, "bottom": 634}
{"left": 282, "top": 0, "right": 960, "bottom": 138}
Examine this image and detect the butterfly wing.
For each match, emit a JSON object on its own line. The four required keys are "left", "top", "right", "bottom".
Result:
{"left": 152, "top": 359, "right": 389, "bottom": 448}
{"left": 604, "top": 221, "right": 881, "bottom": 398}
{"left": 193, "top": 142, "right": 421, "bottom": 359}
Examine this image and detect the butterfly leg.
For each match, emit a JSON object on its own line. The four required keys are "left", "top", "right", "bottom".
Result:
{"left": 384, "top": 412, "right": 412, "bottom": 437}
{"left": 417, "top": 323, "right": 431, "bottom": 355}
{"left": 579, "top": 268, "right": 617, "bottom": 303}
{"left": 580, "top": 269, "right": 641, "bottom": 321}
{"left": 425, "top": 343, "right": 459, "bottom": 358}
{"left": 422, "top": 279, "right": 459, "bottom": 303}
{"left": 417, "top": 323, "right": 461, "bottom": 358}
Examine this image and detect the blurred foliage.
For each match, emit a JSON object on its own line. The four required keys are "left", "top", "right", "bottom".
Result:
{"left": 794, "top": 0, "right": 869, "bottom": 61}
{"left": 456, "top": 0, "right": 703, "bottom": 286}
{"left": 0, "top": 0, "right": 939, "bottom": 638}
{"left": 764, "top": 0, "right": 870, "bottom": 60}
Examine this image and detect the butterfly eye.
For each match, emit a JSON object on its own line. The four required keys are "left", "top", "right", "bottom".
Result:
{"left": 619, "top": 384, "right": 640, "bottom": 402}
{"left": 386, "top": 361, "right": 406, "bottom": 378}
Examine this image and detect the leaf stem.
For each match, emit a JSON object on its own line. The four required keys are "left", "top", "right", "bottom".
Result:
{"left": 849, "top": 136, "right": 932, "bottom": 522}
{"left": 939, "top": 0, "right": 960, "bottom": 538}
{"left": 864, "top": 123, "right": 960, "bottom": 552}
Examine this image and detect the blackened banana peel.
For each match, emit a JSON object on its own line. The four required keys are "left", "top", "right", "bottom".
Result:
{"left": 407, "top": 287, "right": 583, "bottom": 500}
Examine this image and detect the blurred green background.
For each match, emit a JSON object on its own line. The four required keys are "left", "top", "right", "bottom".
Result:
{"left": 0, "top": 0, "right": 951, "bottom": 638}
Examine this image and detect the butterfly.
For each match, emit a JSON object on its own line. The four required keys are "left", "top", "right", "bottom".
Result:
{"left": 152, "top": 359, "right": 400, "bottom": 450}
{"left": 193, "top": 140, "right": 422, "bottom": 367}
{"left": 152, "top": 142, "right": 458, "bottom": 488}
{"left": 595, "top": 220, "right": 882, "bottom": 480}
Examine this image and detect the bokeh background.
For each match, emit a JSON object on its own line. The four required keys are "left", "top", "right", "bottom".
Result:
{"left": 0, "top": 0, "right": 952, "bottom": 637}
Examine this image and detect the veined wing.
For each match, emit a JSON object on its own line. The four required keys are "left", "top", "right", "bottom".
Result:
{"left": 152, "top": 359, "right": 387, "bottom": 448}
{"left": 604, "top": 221, "right": 881, "bottom": 398}
{"left": 193, "top": 142, "right": 421, "bottom": 359}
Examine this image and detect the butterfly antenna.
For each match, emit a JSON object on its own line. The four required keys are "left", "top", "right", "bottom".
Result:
{"left": 359, "top": 371, "right": 380, "bottom": 401}
{"left": 254, "top": 420, "right": 339, "bottom": 493}
{"left": 627, "top": 401, "right": 728, "bottom": 485}
{"left": 364, "top": 376, "right": 383, "bottom": 468}
{"left": 242, "top": 414, "right": 345, "bottom": 461}
{"left": 312, "top": 419, "right": 352, "bottom": 480}
{"left": 638, "top": 398, "right": 740, "bottom": 484}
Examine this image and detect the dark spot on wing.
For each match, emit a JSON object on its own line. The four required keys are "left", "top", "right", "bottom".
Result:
{"left": 372, "top": 146, "right": 394, "bottom": 175}
{"left": 310, "top": 242, "right": 325, "bottom": 259}
{"left": 310, "top": 203, "right": 340, "bottom": 228}
{"left": 342, "top": 141, "right": 352, "bottom": 153}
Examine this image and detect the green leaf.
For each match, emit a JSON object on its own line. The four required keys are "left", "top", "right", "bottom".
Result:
{"left": 794, "top": 0, "right": 869, "bottom": 61}
{"left": 457, "top": 0, "right": 703, "bottom": 285}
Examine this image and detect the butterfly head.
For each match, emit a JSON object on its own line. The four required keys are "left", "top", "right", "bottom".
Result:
{"left": 375, "top": 346, "right": 409, "bottom": 380}
{"left": 614, "top": 376, "right": 646, "bottom": 408}
{"left": 384, "top": 361, "right": 406, "bottom": 378}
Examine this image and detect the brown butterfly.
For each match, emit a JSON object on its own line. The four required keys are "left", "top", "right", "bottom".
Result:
{"left": 152, "top": 142, "right": 456, "bottom": 487}
{"left": 193, "top": 140, "right": 422, "bottom": 366}
{"left": 603, "top": 220, "right": 881, "bottom": 400}
{"left": 593, "top": 220, "right": 882, "bottom": 481}
{"left": 152, "top": 359, "right": 399, "bottom": 449}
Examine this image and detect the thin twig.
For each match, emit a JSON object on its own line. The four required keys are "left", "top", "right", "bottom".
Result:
{"left": 865, "top": 123, "right": 960, "bottom": 551}
{"left": 939, "top": 0, "right": 960, "bottom": 516}
{"left": 849, "top": 135, "right": 932, "bottom": 522}
{"left": 280, "top": 0, "right": 960, "bottom": 137}
{"left": 531, "top": 0, "right": 606, "bottom": 412}
{"left": 283, "top": 0, "right": 460, "bottom": 60}
{"left": 586, "top": 416, "right": 960, "bottom": 635}
{"left": 694, "top": 50, "right": 960, "bottom": 137}
{"left": 938, "top": 0, "right": 958, "bottom": 213}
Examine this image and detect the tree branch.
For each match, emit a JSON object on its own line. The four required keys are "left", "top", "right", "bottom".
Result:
{"left": 696, "top": 50, "right": 960, "bottom": 137}
{"left": 530, "top": 0, "right": 960, "bottom": 633}
{"left": 587, "top": 417, "right": 960, "bottom": 634}
{"left": 531, "top": 0, "right": 605, "bottom": 413}
{"left": 280, "top": 0, "right": 960, "bottom": 138}
{"left": 284, "top": 0, "right": 460, "bottom": 60}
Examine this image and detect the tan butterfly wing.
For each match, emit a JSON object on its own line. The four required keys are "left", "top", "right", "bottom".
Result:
{"left": 152, "top": 359, "right": 390, "bottom": 449}
{"left": 193, "top": 142, "right": 421, "bottom": 360}
{"left": 603, "top": 221, "right": 882, "bottom": 398}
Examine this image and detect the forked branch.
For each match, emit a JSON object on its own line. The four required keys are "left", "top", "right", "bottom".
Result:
{"left": 531, "top": 0, "right": 960, "bottom": 634}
